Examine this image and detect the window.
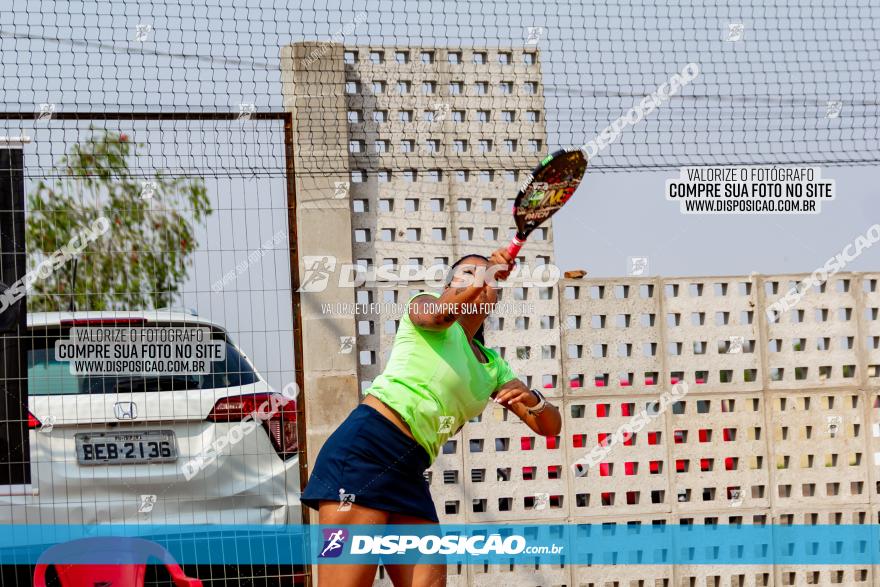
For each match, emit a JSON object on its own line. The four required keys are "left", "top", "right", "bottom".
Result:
{"left": 528, "top": 139, "right": 542, "bottom": 152}
{"left": 350, "top": 169, "right": 366, "bottom": 182}
{"left": 449, "top": 81, "right": 463, "bottom": 95}
{"left": 452, "top": 110, "right": 465, "bottom": 122}
{"left": 482, "top": 198, "right": 496, "bottom": 211}
{"left": 478, "top": 139, "right": 492, "bottom": 153}
{"left": 480, "top": 170, "right": 494, "bottom": 182}
{"left": 399, "top": 110, "right": 413, "bottom": 122}
{"left": 427, "top": 169, "right": 442, "bottom": 182}
{"left": 373, "top": 110, "right": 387, "bottom": 122}
{"left": 523, "top": 52, "right": 536, "bottom": 64}
{"left": 425, "top": 139, "right": 440, "bottom": 153}
{"left": 345, "top": 81, "right": 360, "bottom": 94}
{"left": 526, "top": 110, "right": 540, "bottom": 122}
{"left": 396, "top": 80, "right": 411, "bottom": 94}
{"left": 370, "top": 51, "right": 384, "bottom": 64}
{"left": 395, "top": 51, "right": 409, "bottom": 64}
{"left": 455, "top": 170, "right": 469, "bottom": 182}
{"left": 500, "top": 81, "right": 513, "bottom": 94}
{"left": 347, "top": 110, "right": 362, "bottom": 123}
{"left": 423, "top": 110, "right": 435, "bottom": 122}
{"left": 349, "top": 140, "right": 364, "bottom": 153}
{"left": 448, "top": 51, "right": 461, "bottom": 64}
{"left": 343, "top": 51, "right": 358, "bottom": 64}
{"left": 501, "top": 110, "right": 515, "bottom": 122}
{"left": 498, "top": 52, "right": 512, "bottom": 64}
{"left": 378, "top": 170, "right": 390, "bottom": 183}
{"left": 453, "top": 139, "right": 468, "bottom": 152}
{"left": 372, "top": 80, "right": 386, "bottom": 94}
{"left": 524, "top": 81, "right": 538, "bottom": 94}
{"left": 374, "top": 140, "right": 388, "bottom": 152}
{"left": 403, "top": 169, "right": 417, "bottom": 182}
{"left": 400, "top": 140, "right": 414, "bottom": 153}
{"left": 504, "top": 139, "right": 517, "bottom": 152}
{"left": 477, "top": 110, "right": 490, "bottom": 122}
{"left": 421, "top": 51, "right": 434, "bottom": 64}
{"left": 457, "top": 199, "right": 471, "bottom": 212}
{"left": 28, "top": 334, "right": 258, "bottom": 394}
{"left": 475, "top": 81, "right": 489, "bottom": 95}
{"left": 473, "top": 52, "right": 487, "bottom": 64}
{"left": 422, "top": 81, "right": 436, "bottom": 94}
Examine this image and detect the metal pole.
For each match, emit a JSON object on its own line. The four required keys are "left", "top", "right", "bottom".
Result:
{"left": 0, "top": 138, "right": 29, "bottom": 485}
{"left": 283, "top": 112, "right": 313, "bottom": 586}
{"left": 0, "top": 112, "right": 288, "bottom": 121}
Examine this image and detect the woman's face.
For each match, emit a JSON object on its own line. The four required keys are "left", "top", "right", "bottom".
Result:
{"left": 448, "top": 257, "right": 499, "bottom": 305}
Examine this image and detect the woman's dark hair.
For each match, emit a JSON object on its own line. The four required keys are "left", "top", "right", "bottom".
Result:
{"left": 444, "top": 254, "right": 490, "bottom": 287}
{"left": 445, "top": 254, "right": 491, "bottom": 345}
{"left": 473, "top": 324, "right": 486, "bottom": 346}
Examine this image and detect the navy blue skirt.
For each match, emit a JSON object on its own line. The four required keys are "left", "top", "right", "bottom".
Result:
{"left": 301, "top": 403, "right": 439, "bottom": 523}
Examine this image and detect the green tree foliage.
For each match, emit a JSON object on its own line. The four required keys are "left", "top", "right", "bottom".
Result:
{"left": 27, "top": 130, "right": 210, "bottom": 311}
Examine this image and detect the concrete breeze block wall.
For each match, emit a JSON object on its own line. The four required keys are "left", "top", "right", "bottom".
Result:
{"left": 287, "top": 42, "right": 880, "bottom": 587}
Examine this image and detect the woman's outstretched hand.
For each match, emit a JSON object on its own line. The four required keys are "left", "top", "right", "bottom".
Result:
{"left": 492, "top": 379, "right": 562, "bottom": 437}
{"left": 493, "top": 385, "right": 536, "bottom": 408}
{"left": 487, "top": 247, "right": 516, "bottom": 283}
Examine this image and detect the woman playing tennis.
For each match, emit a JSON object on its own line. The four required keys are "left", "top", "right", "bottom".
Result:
{"left": 301, "top": 247, "right": 562, "bottom": 587}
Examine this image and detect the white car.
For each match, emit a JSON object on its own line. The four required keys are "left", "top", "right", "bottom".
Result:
{"left": 0, "top": 310, "right": 302, "bottom": 529}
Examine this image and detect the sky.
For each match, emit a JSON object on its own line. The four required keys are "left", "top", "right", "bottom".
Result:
{"left": 553, "top": 165, "right": 880, "bottom": 277}
{"left": 1, "top": 0, "right": 879, "bottom": 388}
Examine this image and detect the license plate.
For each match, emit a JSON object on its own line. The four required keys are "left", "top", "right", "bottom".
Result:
{"left": 75, "top": 430, "right": 178, "bottom": 465}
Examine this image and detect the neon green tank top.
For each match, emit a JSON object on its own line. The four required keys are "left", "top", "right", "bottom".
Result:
{"left": 365, "top": 292, "right": 518, "bottom": 463}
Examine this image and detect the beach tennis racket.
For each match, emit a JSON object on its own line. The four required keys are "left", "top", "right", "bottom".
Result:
{"left": 507, "top": 148, "right": 588, "bottom": 257}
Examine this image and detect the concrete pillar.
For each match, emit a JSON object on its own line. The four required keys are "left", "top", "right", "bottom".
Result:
{"left": 280, "top": 42, "right": 360, "bottom": 490}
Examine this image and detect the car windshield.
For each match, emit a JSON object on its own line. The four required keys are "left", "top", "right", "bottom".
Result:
{"left": 26, "top": 326, "right": 259, "bottom": 394}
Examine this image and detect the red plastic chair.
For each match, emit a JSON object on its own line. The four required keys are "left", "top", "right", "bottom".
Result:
{"left": 33, "top": 536, "right": 202, "bottom": 587}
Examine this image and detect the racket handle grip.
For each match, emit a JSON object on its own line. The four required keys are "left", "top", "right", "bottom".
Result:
{"left": 506, "top": 235, "right": 526, "bottom": 257}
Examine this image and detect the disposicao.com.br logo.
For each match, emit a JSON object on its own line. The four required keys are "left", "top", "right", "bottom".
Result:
{"left": 354, "top": 534, "right": 531, "bottom": 556}
{"left": 319, "top": 528, "right": 349, "bottom": 558}
{"left": 321, "top": 530, "right": 563, "bottom": 559}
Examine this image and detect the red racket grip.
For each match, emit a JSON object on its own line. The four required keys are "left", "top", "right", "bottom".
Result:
{"left": 506, "top": 235, "right": 526, "bottom": 257}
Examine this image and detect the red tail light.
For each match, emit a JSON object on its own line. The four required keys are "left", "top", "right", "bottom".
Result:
{"left": 27, "top": 412, "right": 41, "bottom": 429}
{"left": 207, "top": 393, "right": 298, "bottom": 458}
